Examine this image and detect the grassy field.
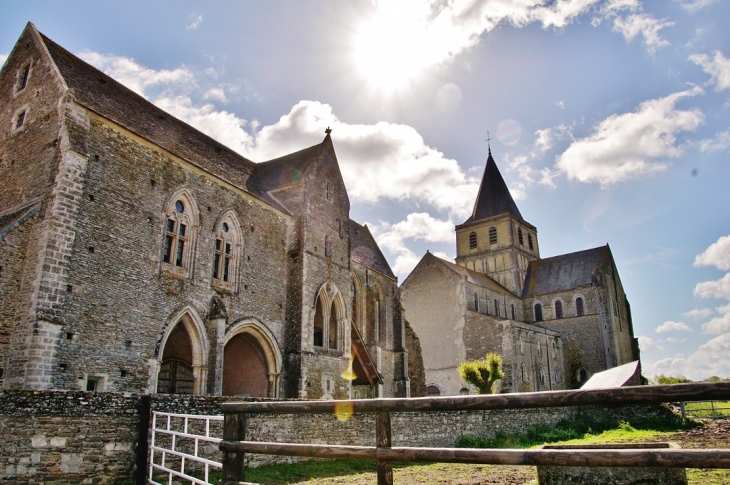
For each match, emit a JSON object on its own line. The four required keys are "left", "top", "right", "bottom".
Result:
{"left": 683, "top": 401, "right": 730, "bottom": 419}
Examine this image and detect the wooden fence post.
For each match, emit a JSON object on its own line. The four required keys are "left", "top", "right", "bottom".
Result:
{"left": 376, "top": 411, "right": 393, "bottom": 485}
{"left": 220, "top": 412, "right": 246, "bottom": 485}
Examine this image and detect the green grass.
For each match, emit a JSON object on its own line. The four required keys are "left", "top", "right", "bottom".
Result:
{"left": 456, "top": 414, "right": 697, "bottom": 450}
{"left": 684, "top": 401, "right": 730, "bottom": 418}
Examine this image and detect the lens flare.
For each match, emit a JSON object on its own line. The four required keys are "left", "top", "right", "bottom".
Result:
{"left": 334, "top": 400, "right": 354, "bottom": 422}
{"left": 436, "top": 83, "right": 462, "bottom": 113}
{"left": 496, "top": 119, "right": 522, "bottom": 146}
{"left": 341, "top": 350, "right": 357, "bottom": 381}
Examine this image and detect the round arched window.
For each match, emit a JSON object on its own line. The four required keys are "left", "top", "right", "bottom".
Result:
{"left": 175, "top": 200, "right": 185, "bottom": 213}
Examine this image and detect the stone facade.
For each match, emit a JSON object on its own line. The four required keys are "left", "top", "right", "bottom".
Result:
{"left": 0, "top": 23, "right": 407, "bottom": 400}
{"left": 401, "top": 151, "right": 640, "bottom": 396}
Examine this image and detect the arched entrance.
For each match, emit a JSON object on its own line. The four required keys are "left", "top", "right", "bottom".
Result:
{"left": 157, "top": 309, "right": 207, "bottom": 395}
{"left": 222, "top": 321, "right": 281, "bottom": 398}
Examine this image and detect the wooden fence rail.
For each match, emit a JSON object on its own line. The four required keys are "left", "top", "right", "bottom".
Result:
{"left": 218, "top": 382, "right": 730, "bottom": 485}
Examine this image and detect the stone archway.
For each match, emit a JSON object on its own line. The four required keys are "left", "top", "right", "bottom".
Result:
{"left": 222, "top": 321, "right": 281, "bottom": 398}
{"left": 156, "top": 308, "right": 208, "bottom": 395}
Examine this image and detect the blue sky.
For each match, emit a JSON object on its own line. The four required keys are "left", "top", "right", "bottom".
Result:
{"left": 2, "top": 0, "right": 729, "bottom": 380}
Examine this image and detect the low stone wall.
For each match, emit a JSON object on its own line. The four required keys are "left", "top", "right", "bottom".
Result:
{"left": 0, "top": 389, "right": 142, "bottom": 484}
{"left": 0, "top": 389, "right": 683, "bottom": 483}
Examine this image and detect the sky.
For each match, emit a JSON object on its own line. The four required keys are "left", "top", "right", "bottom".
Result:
{"left": 2, "top": 0, "right": 729, "bottom": 381}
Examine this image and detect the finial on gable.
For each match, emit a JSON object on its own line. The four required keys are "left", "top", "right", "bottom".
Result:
{"left": 325, "top": 127, "right": 332, "bottom": 135}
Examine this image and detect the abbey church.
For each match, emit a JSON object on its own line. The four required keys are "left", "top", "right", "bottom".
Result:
{"left": 0, "top": 23, "right": 407, "bottom": 399}
{"left": 401, "top": 150, "right": 641, "bottom": 395}
{"left": 0, "top": 23, "right": 640, "bottom": 401}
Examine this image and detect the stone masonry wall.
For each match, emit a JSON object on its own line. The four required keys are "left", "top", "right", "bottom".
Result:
{"left": 0, "top": 390, "right": 141, "bottom": 485}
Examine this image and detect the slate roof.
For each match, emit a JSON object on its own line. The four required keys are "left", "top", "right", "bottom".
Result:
{"left": 463, "top": 151, "right": 523, "bottom": 224}
{"left": 522, "top": 245, "right": 611, "bottom": 298}
{"left": 349, "top": 220, "right": 396, "bottom": 280}
{"left": 34, "top": 28, "right": 293, "bottom": 209}
{"left": 0, "top": 199, "right": 42, "bottom": 243}
{"left": 424, "top": 252, "right": 513, "bottom": 297}
{"left": 250, "top": 141, "right": 323, "bottom": 192}
{"left": 581, "top": 361, "right": 640, "bottom": 389}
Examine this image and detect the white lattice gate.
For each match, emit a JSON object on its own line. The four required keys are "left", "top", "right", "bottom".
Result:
{"left": 149, "top": 411, "right": 223, "bottom": 485}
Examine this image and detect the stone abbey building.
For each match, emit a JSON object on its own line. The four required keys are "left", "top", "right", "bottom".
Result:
{"left": 0, "top": 23, "right": 408, "bottom": 399}
{"left": 401, "top": 150, "right": 641, "bottom": 396}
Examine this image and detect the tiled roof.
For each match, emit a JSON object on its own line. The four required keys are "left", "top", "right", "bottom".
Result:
{"left": 424, "top": 252, "right": 513, "bottom": 296}
{"left": 38, "top": 31, "right": 267, "bottom": 201}
{"left": 522, "top": 245, "right": 611, "bottom": 297}
{"left": 349, "top": 220, "right": 396, "bottom": 280}
{"left": 463, "top": 151, "right": 523, "bottom": 224}
{"left": 250, "top": 143, "right": 322, "bottom": 192}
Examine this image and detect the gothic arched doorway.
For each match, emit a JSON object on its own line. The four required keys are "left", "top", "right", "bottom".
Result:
{"left": 222, "top": 321, "right": 281, "bottom": 398}
{"left": 157, "top": 323, "right": 194, "bottom": 394}
{"left": 156, "top": 309, "right": 208, "bottom": 395}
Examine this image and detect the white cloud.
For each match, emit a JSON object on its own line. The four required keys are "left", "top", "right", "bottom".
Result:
{"left": 203, "top": 87, "right": 228, "bottom": 103}
{"left": 655, "top": 320, "right": 693, "bottom": 333}
{"left": 690, "top": 51, "right": 730, "bottom": 91}
{"left": 187, "top": 13, "right": 203, "bottom": 30}
{"left": 611, "top": 13, "right": 673, "bottom": 53}
{"left": 154, "top": 96, "right": 255, "bottom": 155}
{"left": 638, "top": 335, "right": 664, "bottom": 353}
{"left": 646, "top": 333, "right": 730, "bottom": 381}
{"left": 701, "top": 303, "right": 730, "bottom": 335}
{"left": 694, "top": 272, "right": 730, "bottom": 301}
{"left": 694, "top": 234, "right": 730, "bottom": 271}
{"left": 556, "top": 87, "right": 704, "bottom": 185}
{"left": 79, "top": 52, "right": 194, "bottom": 98}
{"left": 250, "top": 100, "right": 479, "bottom": 217}
{"left": 504, "top": 125, "right": 569, "bottom": 199}
{"left": 682, "top": 0, "right": 721, "bottom": 12}
{"left": 699, "top": 129, "right": 730, "bottom": 152}
{"left": 0, "top": 53, "right": 7, "bottom": 67}
{"left": 369, "top": 212, "right": 454, "bottom": 277}
{"left": 684, "top": 308, "right": 714, "bottom": 319}
{"left": 354, "top": 0, "right": 607, "bottom": 84}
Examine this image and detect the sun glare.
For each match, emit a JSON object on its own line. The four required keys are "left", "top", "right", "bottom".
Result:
{"left": 353, "top": 9, "right": 432, "bottom": 91}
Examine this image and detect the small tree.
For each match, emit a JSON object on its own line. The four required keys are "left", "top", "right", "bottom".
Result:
{"left": 654, "top": 374, "right": 692, "bottom": 385}
{"left": 458, "top": 353, "right": 505, "bottom": 394}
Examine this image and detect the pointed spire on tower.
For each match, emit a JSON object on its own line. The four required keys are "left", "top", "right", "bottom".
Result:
{"left": 464, "top": 151, "right": 523, "bottom": 224}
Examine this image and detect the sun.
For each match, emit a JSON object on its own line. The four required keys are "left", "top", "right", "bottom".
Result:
{"left": 353, "top": 10, "right": 431, "bottom": 91}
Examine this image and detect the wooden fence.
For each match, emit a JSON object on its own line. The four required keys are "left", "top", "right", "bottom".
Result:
{"left": 218, "top": 382, "right": 730, "bottom": 485}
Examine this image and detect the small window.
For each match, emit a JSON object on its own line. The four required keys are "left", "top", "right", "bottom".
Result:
{"left": 528, "top": 234, "right": 534, "bottom": 250}
{"left": 213, "top": 239, "right": 232, "bottom": 282}
{"left": 16, "top": 63, "right": 30, "bottom": 92}
{"left": 427, "top": 385, "right": 441, "bottom": 396}
{"left": 86, "top": 379, "right": 98, "bottom": 392}
{"left": 534, "top": 303, "right": 543, "bottom": 322}
{"left": 554, "top": 300, "right": 563, "bottom": 319}
{"left": 576, "top": 297, "right": 585, "bottom": 317}
{"left": 489, "top": 227, "right": 497, "bottom": 245}
{"left": 474, "top": 292, "right": 479, "bottom": 312}
{"left": 552, "top": 341, "right": 557, "bottom": 358}
{"left": 578, "top": 369, "right": 588, "bottom": 383}
{"left": 521, "top": 363, "right": 527, "bottom": 382}
{"left": 15, "top": 111, "right": 26, "bottom": 129}
{"left": 469, "top": 231, "right": 477, "bottom": 249}
{"left": 325, "top": 235, "right": 332, "bottom": 258}
{"left": 511, "top": 304, "right": 515, "bottom": 320}
{"left": 313, "top": 296, "right": 325, "bottom": 347}
{"left": 494, "top": 299, "right": 499, "bottom": 318}
{"left": 518, "top": 228, "right": 524, "bottom": 246}
{"left": 162, "top": 192, "right": 198, "bottom": 275}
